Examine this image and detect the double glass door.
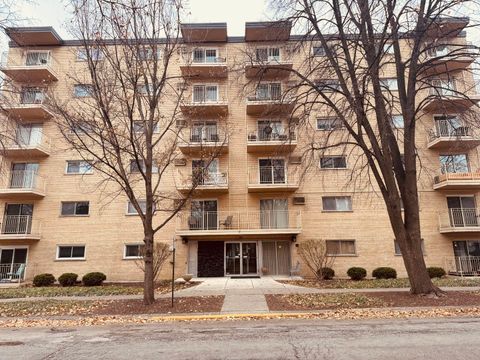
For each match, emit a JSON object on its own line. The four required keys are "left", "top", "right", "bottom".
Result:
{"left": 258, "top": 159, "right": 286, "bottom": 184}
{"left": 225, "top": 242, "right": 258, "bottom": 275}
{"left": 190, "top": 200, "right": 217, "bottom": 230}
{"left": 447, "top": 196, "right": 477, "bottom": 227}
{"left": 3, "top": 204, "right": 34, "bottom": 234}
{"left": 10, "top": 163, "right": 39, "bottom": 188}
{"left": 0, "top": 248, "right": 27, "bottom": 280}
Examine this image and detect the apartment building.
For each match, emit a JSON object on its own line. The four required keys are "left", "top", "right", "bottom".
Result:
{"left": 0, "top": 20, "right": 479, "bottom": 282}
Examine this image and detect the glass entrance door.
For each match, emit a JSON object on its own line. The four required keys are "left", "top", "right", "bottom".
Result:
{"left": 0, "top": 248, "right": 27, "bottom": 280}
{"left": 225, "top": 242, "right": 258, "bottom": 276}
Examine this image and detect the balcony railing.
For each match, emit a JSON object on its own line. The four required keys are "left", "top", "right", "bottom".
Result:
{"left": 438, "top": 208, "right": 480, "bottom": 231}
{"left": 20, "top": 89, "right": 46, "bottom": 104}
{"left": 1, "top": 51, "right": 58, "bottom": 83}
{"left": 1, "top": 215, "right": 36, "bottom": 235}
{"left": 248, "top": 165, "right": 299, "bottom": 187}
{"left": 5, "top": 170, "right": 46, "bottom": 192}
{"left": 4, "top": 133, "right": 52, "bottom": 155}
{"left": 444, "top": 256, "right": 480, "bottom": 276}
{"left": 429, "top": 79, "right": 457, "bottom": 97}
{"left": 247, "top": 128, "right": 296, "bottom": 142}
{"left": 434, "top": 171, "right": 480, "bottom": 185}
{"left": 429, "top": 120, "right": 472, "bottom": 141}
{"left": 0, "top": 263, "right": 26, "bottom": 282}
{"left": 177, "top": 171, "right": 228, "bottom": 191}
{"left": 182, "top": 127, "right": 227, "bottom": 144}
{"left": 177, "top": 210, "right": 302, "bottom": 232}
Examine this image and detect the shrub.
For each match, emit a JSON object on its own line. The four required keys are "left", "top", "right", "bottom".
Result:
{"left": 82, "top": 272, "right": 106, "bottom": 286}
{"left": 58, "top": 273, "right": 78, "bottom": 287}
{"left": 317, "top": 267, "right": 335, "bottom": 280}
{"left": 372, "top": 267, "right": 397, "bottom": 279}
{"left": 347, "top": 267, "right": 367, "bottom": 281}
{"left": 33, "top": 273, "right": 55, "bottom": 287}
{"left": 427, "top": 267, "right": 446, "bottom": 279}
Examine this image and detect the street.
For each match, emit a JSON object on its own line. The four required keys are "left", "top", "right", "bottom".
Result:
{"left": 0, "top": 317, "right": 479, "bottom": 359}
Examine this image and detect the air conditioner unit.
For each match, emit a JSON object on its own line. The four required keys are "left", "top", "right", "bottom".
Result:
{"left": 293, "top": 196, "right": 305, "bottom": 205}
{"left": 289, "top": 156, "right": 302, "bottom": 164}
{"left": 174, "top": 158, "right": 187, "bottom": 166}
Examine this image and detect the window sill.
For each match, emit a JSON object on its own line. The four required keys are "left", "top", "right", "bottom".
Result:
{"left": 123, "top": 257, "right": 142, "bottom": 260}
{"left": 319, "top": 168, "right": 348, "bottom": 170}
{"left": 321, "top": 210, "right": 353, "bottom": 213}
{"left": 55, "top": 258, "right": 86, "bottom": 261}
{"left": 327, "top": 254, "right": 358, "bottom": 257}
{"left": 64, "top": 173, "right": 94, "bottom": 176}
{"left": 59, "top": 215, "right": 90, "bottom": 218}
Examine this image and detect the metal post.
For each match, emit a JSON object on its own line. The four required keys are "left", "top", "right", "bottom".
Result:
{"left": 171, "top": 237, "right": 176, "bottom": 308}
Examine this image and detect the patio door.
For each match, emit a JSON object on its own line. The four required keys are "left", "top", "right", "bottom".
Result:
{"left": 11, "top": 163, "right": 39, "bottom": 188}
{"left": 16, "top": 124, "right": 43, "bottom": 147}
{"left": 258, "top": 159, "right": 286, "bottom": 184}
{"left": 440, "top": 154, "right": 469, "bottom": 174}
{"left": 191, "top": 121, "right": 218, "bottom": 142}
{"left": 192, "top": 159, "right": 218, "bottom": 185}
{"left": 190, "top": 200, "right": 217, "bottom": 230}
{"left": 258, "top": 120, "right": 284, "bottom": 141}
{"left": 225, "top": 242, "right": 258, "bottom": 276}
{"left": 193, "top": 85, "right": 218, "bottom": 103}
{"left": 0, "top": 248, "right": 27, "bottom": 280}
{"left": 447, "top": 196, "right": 477, "bottom": 227}
{"left": 260, "top": 199, "right": 289, "bottom": 229}
{"left": 262, "top": 241, "right": 291, "bottom": 275}
{"left": 3, "top": 204, "right": 34, "bottom": 234}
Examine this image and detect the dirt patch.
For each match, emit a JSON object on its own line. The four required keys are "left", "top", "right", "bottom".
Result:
{"left": 266, "top": 291, "right": 480, "bottom": 311}
{"left": 0, "top": 296, "right": 223, "bottom": 317}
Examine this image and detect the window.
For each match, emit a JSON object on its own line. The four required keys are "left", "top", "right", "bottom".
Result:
{"left": 326, "top": 240, "right": 356, "bottom": 256}
{"left": 74, "top": 84, "right": 93, "bottom": 97}
{"left": 383, "top": 43, "right": 394, "bottom": 55}
{"left": 137, "top": 83, "right": 154, "bottom": 95}
{"left": 124, "top": 244, "right": 145, "bottom": 259}
{"left": 127, "top": 200, "right": 147, "bottom": 215}
{"left": 315, "top": 80, "right": 341, "bottom": 92}
{"left": 434, "top": 115, "right": 467, "bottom": 137}
{"left": 380, "top": 78, "right": 398, "bottom": 91}
{"left": 320, "top": 156, "right": 347, "bottom": 169}
{"left": 391, "top": 115, "right": 404, "bottom": 129}
{"left": 193, "top": 48, "right": 218, "bottom": 63}
{"left": 256, "top": 83, "right": 281, "bottom": 100}
{"left": 61, "top": 201, "right": 90, "bottom": 216}
{"left": 312, "top": 46, "right": 326, "bottom": 56}
{"left": 130, "top": 160, "right": 159, "bottom": 173}
{"left": 77, "top": 48, "right": 104, "bottom": 61}
{"left": 440, "top": 154, "right": 468, "bottom": 174}
{"left": 317, "top": 117, "right": 342, "bottom": 131}
{"left": 57, "top": 245, "right": 85, "bottom": 260}
{"left": 26, "top": 51, "right": 50, "bottom": 66}
{"left": 138, "top": 47, "right": 161, "bottom": 61}
{"left": 395, "top": 239, "right": 425, "bottom": 256}
{"left": 66, "top": 160, "right": 93, "bottom": 175}
{"left": 193, "top": 85, "right": 218, "bottom": 102}
{"left": 133, "top": 121, "right": 159, "bottom": 133}
{"left": 70, "top": 122, "right": 92, "bottom": 135}
{"left": 322, "top": 196, "right": 352, "bottom": 211}
{"left": 256, "top": 47, "right": 280, "bottom": 62}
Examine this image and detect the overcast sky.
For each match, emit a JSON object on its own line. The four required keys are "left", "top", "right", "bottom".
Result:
{"left": 13, "top": 0, "right": 272, "bottom": 39}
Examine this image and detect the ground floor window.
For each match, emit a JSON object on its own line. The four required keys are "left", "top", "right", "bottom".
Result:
{"left": 124, "top": 244, "right": 144, "bottom": 259}
{"left": 452, "top": 241, "right": 480, "bottom": 275}
{"left": 0, "top": 248, "right": 27, "bottom": 281}
{"left": 57, "top": 245, "right": 85, "bottom": 260}
{"left": 453, "top": 241, "right": 480, "bottom": 257}
{"left": 394, "top": 239, "right": 425, "bottom": 256}
{"left": 326, "top": 240, "right": 356, "bottom": 256}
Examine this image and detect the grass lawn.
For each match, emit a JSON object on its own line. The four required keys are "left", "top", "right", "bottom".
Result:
{"left": 280, "top": 277, "right": 480, "bottom": 289}
{"left": 0, "top": 281, "right": 198, "bottom": 299}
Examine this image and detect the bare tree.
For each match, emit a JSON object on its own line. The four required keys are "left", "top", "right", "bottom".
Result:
{"left": 47, "top": 0, "right": 225, "bottom": 304}
{"left": 297, "top": 239, "right": 336, "bottom": 281}
{"left": 265, "top": 0, "right": 480, "bottom": 295}
{"left": 134, "top": 242, "right": 171, "bottom": 283}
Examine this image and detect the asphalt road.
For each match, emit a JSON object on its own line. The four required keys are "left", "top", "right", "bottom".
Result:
{"left": 1, "top": 317, "right": 480, "bottom": 359}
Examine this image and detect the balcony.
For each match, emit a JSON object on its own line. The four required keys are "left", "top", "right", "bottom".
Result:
{"left": 180, "top": 84, "right": 228, "bottom": 116}
{"left": 177, "top": 171, "right": 229, "bottom": 194}
{"left": 0, "top": 215, "right": 41, "bottom": 241}
{"left": 444, "top": 256, "right": 480, "bottom": 276}
{"left": 427, "top": 121, "right": 480, "bottom": 150}
{"left": 176, "top": 210, "right": 302, "bottom": 238}
{"left": 1, "top": 51, "right": 58, "bottom": 83}
{"left": 423, "top": 45, "right": 475, "bottom": 75}
{"left": 248, "top": 165, "right": 299, "bottom": 192}
{"left": 247, "top": 128, "right": 297, "bottom": 153}
{"left": 433, "top": 171, "right": 480, "bottom": 190}
{"left": 438, "top": 208, "right": 480, "bottom": 233}
{"left": 180, "top": 49, "right": 228, "bottom": 78}
{"left": 3, "top": 135, "right": 51, "bottom": 158}
{"left": 3, "top": 89, "right": 53, "bottom": 120}
{"left": 245, "top": 50, "right": 293, "bottom": 78}
{"left": 0, "top": 171, "right": 46, "bottom": 199}
{"left": 424, "top": 80, "right": 480, "bottom": 112}
{"left": 246, "top": 84, "right": 294, "bottom": 115}
{"left": 179, "top": 128, "right": 228, "bottom": 154}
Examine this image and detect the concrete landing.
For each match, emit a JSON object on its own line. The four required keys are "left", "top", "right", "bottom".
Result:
{"left": 221, "top": 294, "right": 269, "bottom": 313}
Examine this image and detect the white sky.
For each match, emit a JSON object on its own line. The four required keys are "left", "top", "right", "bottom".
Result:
{"left": 13, "top": 0, "right": 272, "bottom": 39}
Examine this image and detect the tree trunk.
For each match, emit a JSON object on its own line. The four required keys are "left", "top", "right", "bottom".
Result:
{"left": 400, "top": 228, "right": 445, "bottom": 296}
{"left": 143, "top": 231, "right": 155, "bottom": 305}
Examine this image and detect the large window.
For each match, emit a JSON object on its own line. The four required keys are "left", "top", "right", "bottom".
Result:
{"left": 320, "top": 156, "right": 347, "bottom": 169}
{"left": 315, "top": 80, "right": 341, "bottom": 92}
{"left": 440, "top": 154, "right": 469, "bottom": 174}
{"left": 322, "top": 196, "right": 352, "bottom": 211}
{"left": 326, "top": 240, "right": 356, "bottom": 256}
{"left": 77, "top": 48, "right": 104, "bottom": 61}
{"left": 380, "top": 78, "right": 398, "bottom": 91}
{"left": 394, "top": 239, "right": 425, "bottom": 256}
{"left": 124, "top": 244, "right": 145, "bottom": 259}
{"left": 193, "top": 48, "right": 218, "bottom": 63}
{"left": 127, "top": 200, "right": 147, "bottom": 215}
{"left": 130, "top": 160, "right": 159, "bottom": 173}
{"left": 133, "top": 121, "right": 159, "bottom": 134}
{"left": 57, "top": 245, "right": 86, "bottom": 260}
{"left": 61, "top": 202, "right": 89, "bottom": 216}
{"left": 317, "top": 117, "right": 342, "bottom": 131}
{"left": 66, "top": 160, "right": 93, "bottom": 175}
{"left": 312, "top": 46, "right": 326, "bottom": 56}
{"left": 256, "top": 83, "right": 281, "bottom": 100}
{"left": 193, "top": 84, "right": 218, "bottom": 103}
{"left": 74, "top": 84, "right": 93, "bottom": 97}
{"left": 391, "top": 115, "right": 404, "bottom": 129}
{"left": 256, "top": 47, "right": 280, "bottom": 62}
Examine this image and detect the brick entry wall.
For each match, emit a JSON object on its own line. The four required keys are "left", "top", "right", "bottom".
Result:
{"left": 198, "top": 241, "right": 224, "bottom": 277}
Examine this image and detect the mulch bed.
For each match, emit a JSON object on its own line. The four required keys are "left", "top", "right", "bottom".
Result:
{"left": 266, "top": 291, "right": 480, "bottom": 311}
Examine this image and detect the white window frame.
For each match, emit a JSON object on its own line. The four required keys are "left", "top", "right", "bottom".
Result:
{"left": 60, "top": 201, "right": 90, "bottom": 217}
{"left": 25, "top": 50, "right": 51, "bottom": 66}
{"left": 192, "top": 48, "right": 218, "bottom": 63}
{"left": 319, "top": 156, "right": 347, "bottom": 169}
{"left": 73, "top": 84, "right": 93, "bottom": 98}
{"left": 316, "top": 117, "right": 342, "bottom": 131}
{"left": 394, "top": 239, "right": 425, "bottom": 256}
{"left": 312, "top": 45, "right": 326, "bottom": 57}
{"left": 76, "top": 48, "right": 104, "bottom": 61}
{"left": 192, "top": 83, "right": 219, "bottom": 103}
{"left": 322, "top": 196, "right": 352, "bottom": 212}
{"left": 391, "top": 114, "right": 404, "bottom": 129}
{"left": 56, "top": 245, "right": 86, "bottom": 261}
{"left": 326, "top": 240, "right": 357, "bottom": 256}
{"left": 133, "top": 121, "right": 160, "bottom": 134}
{"left": 126, "top": 200, "right": 148, "bottom": 215}
{"left": 383, "top": 43, "right": 394, "bottom": 55}
{"left": 316, "top": 80, "right": 341, "bottom": 92}
{"left": 129, "top": 160, "right": 159, "bottom": 174}
{"left": 65, "top": 160, "right": 93, "bottom": 175}
{"left": 255, "top": 47, "right": 281, "bottom": 62}
{"left": 123, "top": 243, "right": 145, "bottom": 259}
{"left": 380, "top": 78, "right": 399, "bottom": 91}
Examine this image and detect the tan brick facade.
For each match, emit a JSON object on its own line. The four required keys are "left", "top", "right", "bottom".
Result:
{"left": 0, "top": 22, "right": 478, "bottom": 282}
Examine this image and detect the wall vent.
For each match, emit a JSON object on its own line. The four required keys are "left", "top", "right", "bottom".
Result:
{"left": 293, "top": 196, "right": 305, "bottom": 205}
